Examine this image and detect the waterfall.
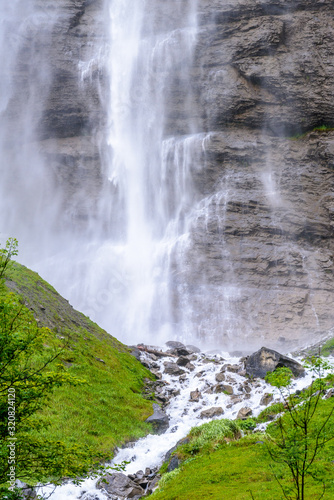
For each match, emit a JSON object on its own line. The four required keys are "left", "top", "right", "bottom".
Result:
{"left": 0, "top": 0, "right": 207, "bottom": 348}
{"left": 0, "top": 2, "right": 62, "bottom": 251}
{"left": 71, "top": 0, "right": 203, "bottom": 346}
{"left": 0, "top": 0, "right": 332, "bottom": 351}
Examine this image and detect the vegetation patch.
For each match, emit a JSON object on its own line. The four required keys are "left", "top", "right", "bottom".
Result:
{"left": 184, "top": 418, "right": 241, "bottom": 455}
{"left": 289, "top": 124, "right": 334, "bottom": 140}
{"left": 153, "top": 360, "right": 334, "bottom": 500}
{"left": 321, "top": 337, "right": 334, "bottom": 357}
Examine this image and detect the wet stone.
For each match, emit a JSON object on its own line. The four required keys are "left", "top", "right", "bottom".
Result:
{"left": 325, "top": 388, "right": 334, "bottom": 399}
{"left": 215, "top": 372, "right": 226, "bottom": 382}
{"left": 147, "top": 475, "right": 161, "bottom": 494}
{"left": 224, "top": 364, "right": 240, "bottom": 373}
{"left": 96, "top": 473, "right": 144, "bottom": 498}
{"left": 215, "top": 383, "right": 233, "bottom": 395}
{"left": 243, "top": 384, "right": 252, "bottom": 394}
{"left": 200, "top": 407, "right": 224, "bottom": 419}
{"left": 245, "top": 347, "right": 305, "bottom": 379}
{"left": 166, "top": 341, "right": 186, "bottom": 350}
{"left": 151, "top": 369, "right": 162, "bottom": 379}
{"left": 176, "top": 356, "right": 190, "bottom": 366}
{"left": 167, "top": 455, "right": 180, "bottom": 472}
{"left": 190, "top": 388, "right": 202, "bottom": 402}
{"left": 166, "top": 388, "right": 180, "bottom": 397}
{"left": 174, "top": 347, "right": 192, "bottom": 356}
{"left": 145, "top": 403, "right": 169, "bottom": 434}
{"left": 186, "top": 344, "right": 201, "bottom": 353}
{"left": 186, "top": 362, "right": 195, "bottom": 371}
{"left": 260, "top": 393, "right": 274, "bottom": 406}
{"left": 237, "top": 407, "right": 253, "bottom": 420}
{"left": 164, "top": 362, "right": 185, "bottom": 376}
{"left": 230, "top": 396, "right": 243, "bottom": 404}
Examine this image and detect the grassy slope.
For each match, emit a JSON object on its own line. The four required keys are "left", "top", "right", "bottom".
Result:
{"left": 321, "top": 337, "right": 334, "bottom": 357}
{"left": 4, "top": 261, "right": 153, "bottom": 458}
{"left": 151, "top": 396, "right": 334, "bottom": 500}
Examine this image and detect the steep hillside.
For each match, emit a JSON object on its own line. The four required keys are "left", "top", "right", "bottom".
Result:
{"left": 4, "top": 261, "right": 154, "bottom": 458}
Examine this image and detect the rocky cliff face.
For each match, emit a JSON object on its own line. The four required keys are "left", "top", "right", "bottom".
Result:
{"left": 164, "top": 0, "right": 334, "bottom": 350}
{"left": 2, "top": 0, "right": 334, "bottom": 351}
{"left": 1, "top": 0, "right": 108, "bottom": 223}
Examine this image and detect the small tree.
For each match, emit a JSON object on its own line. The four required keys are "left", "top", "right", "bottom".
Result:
{"left": 265, "top": 358, "right": 334, "bottom": 500}
{"left": 0, "top": 238, "right": 18, "bottom": 282}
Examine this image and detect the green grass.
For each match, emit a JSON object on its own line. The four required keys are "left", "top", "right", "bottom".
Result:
{"left": 37, "top": 330, "right": 153, "bottom": 455}
{"left": 3, "top": 262, "right": 154, "bottom": 460}
{"left": 180, "top": 419, "right": 241, "bottom": 455}
{"left": 289, "top": 124, "right": 334, "bottom": 140}
{"left": 257, "top": 402, "right": 284, "bottom": 423}
{"left": 321, "top": 337, "right": 334, "bottom": 357}
{"left": 152, "top": 398, "right": 334, "bottom": 499}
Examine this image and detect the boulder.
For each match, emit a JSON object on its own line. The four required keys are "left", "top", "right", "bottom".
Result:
{"left": 200, "top": 407, "right": 224, "bottom": 419}
{"left": 245, "top": 347, "right": 305, "bottom": 379}
{"left": 230, "top": 395, "right": 243, "bottom": 405}
{"left": 164, "top": 437, "right": 190, "bottom": 463}
{"left": 176, "top": 356, "right": 190, "bottom": 366}
{"left": 147, "top": 474, "right": 161, "bottom": 494}
{"left": 186, "top": 345, "right": 201, "bottom": 353}
{"left": 166, "top": 342, "right": 192, "bottom": 355}
{"left": 129, "top": 347, "right": 142, "bottom": 361}
{"left": 260, "top": 393, "right": 274, "bottom": 406}
{"left": 164, "top": 362, "right": 185, "bottom": 376}
{"left": 214, "top": 383, "right": 233, "bottom": 395}
{"left": 150, "top": 369, "right": 162, "bottom": 379}
{"left": 224, "top": 364, "right": 240, "bottom": 373}
{"left": 145, "top": 403, "right": 169, "bottom": 434}
{"left": 242, "top": 384, "right": 252, "bottom": 394}
{"left": 215, "top": 372, "right": 226, "bottom": 383}
{"left": 237, "top": 407, "right": 253, "bottom": 420}
{"left": 190, "top": 388, "right": 202, "bottom": 402}
{"left": 167, "top": 455, "right": 180, "bottom": 472}
{"left": 185, "top": 362, "right": 195, "bottom": 371}
{"left": 97, "top": 472, "right": 144, "bottom": 498}
{"left": 166, "top": 341, "right": 185, "bottom": 349}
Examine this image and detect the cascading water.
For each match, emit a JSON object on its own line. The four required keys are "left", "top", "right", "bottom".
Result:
{"left": 1, "top": 0, "right": 333, "bottom": 353}
{"left": 0, "top": 0, "right": 204, "bottom": 348}
{"left": 82, "top": 0, "right": 201, "bottom": 345}
{"left": 0, "top": 3, "right": 62, "bottom": 252}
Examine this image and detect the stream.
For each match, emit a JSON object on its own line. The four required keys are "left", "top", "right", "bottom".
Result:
{"left": 38, "top": 343, "right": 318, "bottom": 500}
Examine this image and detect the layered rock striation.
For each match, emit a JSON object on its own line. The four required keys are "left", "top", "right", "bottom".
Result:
{"left": 167, "top": 0, "right": 334, "bottom": 349}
